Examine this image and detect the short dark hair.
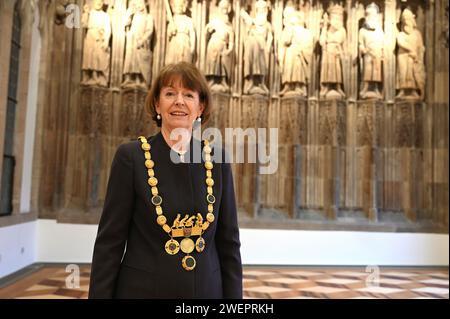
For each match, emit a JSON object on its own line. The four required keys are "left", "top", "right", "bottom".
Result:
{"left": 145, "top": 62, "right": 212, "bottom": 127}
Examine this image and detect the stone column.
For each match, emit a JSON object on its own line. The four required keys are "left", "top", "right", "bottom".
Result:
{"left": 110, "top": 0, "right": 127, "bottom": 90}
{"left": 353, "top": 100, "right": 381, "bottom": 221}
{"left": 81, "top": 87, "right": 112, "bottom": 211}
{"left": 264, "top": 96, "right": 307, "bottom": 218}
{"left": 384, "top": 0, "right": 397, "bottom": 103}
{"left": 236, "top": 94, "right": 269, "bottom": 218}
{"left": 432, "top": 0, "right": 449, "bottom": 228}
{"left": 207, "top": 93, "right": 231, "bottom": 136}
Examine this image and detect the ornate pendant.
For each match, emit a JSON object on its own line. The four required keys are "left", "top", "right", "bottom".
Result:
{"left": 180, "top": 238, "right": 195, "bottom": 254}
{"left": 195, "top": 237, "right": 205, "bottom": 252}
{"left": 182, "top": 255, "right": 196, "bottom": 271}
{"left": 165, "top": 238, "right": 180, "bottom": 255}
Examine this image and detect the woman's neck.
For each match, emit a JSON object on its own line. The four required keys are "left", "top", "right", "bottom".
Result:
{"left": 160, "top": 126, "right": 191, "bottom": 153}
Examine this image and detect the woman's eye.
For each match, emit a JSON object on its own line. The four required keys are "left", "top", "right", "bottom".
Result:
{"left": 166, "top": 92, "right": 175, "bottom": 96}
{"left": 184, "top": 93, "right": 194, "bottom": 98}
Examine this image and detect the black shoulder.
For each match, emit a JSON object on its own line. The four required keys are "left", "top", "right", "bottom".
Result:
{"left": 114, "top": 139, "right": 143, "bottom": 161}
{"left": 118, "top": 139, "right": 141, "bottom": 152}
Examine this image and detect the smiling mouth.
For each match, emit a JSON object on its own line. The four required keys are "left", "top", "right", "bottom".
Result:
{"left": 170, "top": 111, "right": 188, "bottom": 117}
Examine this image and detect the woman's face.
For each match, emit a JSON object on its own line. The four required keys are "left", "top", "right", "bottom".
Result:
{"left": 155, "top": 79, "right": 204, "bottom": 133}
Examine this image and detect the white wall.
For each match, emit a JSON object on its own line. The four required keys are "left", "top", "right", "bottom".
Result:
{"left": 36, "top": 220, "right": 98, "bottom": 263}
{"left": 1, "top": 219, "right": 448, "bottom": 279}
{"left": 36, "top": 219, "right": 449, "bottom": 266}
{"left": 240, "top": 229, "right": 449, "bottom": 266}
{"left": 0, "top": 221, "right": 36, "bottom": 278}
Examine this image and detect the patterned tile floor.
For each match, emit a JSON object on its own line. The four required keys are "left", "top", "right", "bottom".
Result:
{"left": 0, "top": 265, "right": 448, "bottom": 299}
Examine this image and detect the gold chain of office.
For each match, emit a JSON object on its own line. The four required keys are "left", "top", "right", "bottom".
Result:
{"left": 138, "top": 136, "right": 216, "bottom": 271}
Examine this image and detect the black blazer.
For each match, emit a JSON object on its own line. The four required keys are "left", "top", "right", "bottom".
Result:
{"left": 88, "top": 132, "right": 242, "bottom": 298}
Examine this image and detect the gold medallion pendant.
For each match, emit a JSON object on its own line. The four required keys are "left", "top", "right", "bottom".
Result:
{"left": 180, "top": 238, "right": 195, "bottom": 254}
{"left": 165, "top": 239, "right": 180, "bottom": 255}
{"left": 182, "top": 255, "right": 196, "bottom": 271}
{"left": 195, "top": 237, "right": 205, "bottom": 252}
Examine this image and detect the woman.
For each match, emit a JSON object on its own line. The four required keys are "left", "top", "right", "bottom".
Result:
{"left": 88, "top": 62, "right": 243, "bottom": 298}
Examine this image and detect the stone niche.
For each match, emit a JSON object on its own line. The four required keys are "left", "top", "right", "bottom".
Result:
{"left": 33, "top": 0, "right": 448, "bottom": 232}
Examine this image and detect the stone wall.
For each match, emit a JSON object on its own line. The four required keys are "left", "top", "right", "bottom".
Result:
{"left": 1, "top": 0, "right": 445, "bottom": 232}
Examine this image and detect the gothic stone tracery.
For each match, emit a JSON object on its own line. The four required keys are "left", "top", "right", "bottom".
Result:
{"left": 39, "top": 0, "right": 447, "bottom": 233}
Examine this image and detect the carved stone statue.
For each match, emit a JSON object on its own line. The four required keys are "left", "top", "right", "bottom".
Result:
{"left": 55, "top": 0, "right": 69, "bottom": 24}
{"left": 279, "top": 3, "right": 294, "bottom": 93}
{"left": 319, "top": 4, "right": 346, "bottom": 99}
{"left": 396, "top": 8, "right": 425, "bottom": 100}
{"left": 279, "top": 9, "right": 313, "bottom": 97}
{"left": 204, "top": 0, "right": 234, "bottom": 93}
{"left": 359, "top": 3, "right": 384, "bottom": 99}
{"left": 122, "top": 0, "right": 154, "bottom": 89}
{"left": 240, "top": 0, "right": 273, "bottom": 95}
{"left": 165, "top": 0, "right": 196, "bottom": 64}
{"left": 81, "top": 0, "right": 111, "bottom": 87}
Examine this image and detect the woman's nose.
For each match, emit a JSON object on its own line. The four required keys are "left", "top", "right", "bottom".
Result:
{"left": 174, "top": 93, "right": 185, "bottom": 105}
